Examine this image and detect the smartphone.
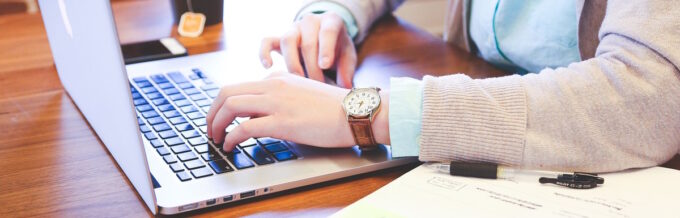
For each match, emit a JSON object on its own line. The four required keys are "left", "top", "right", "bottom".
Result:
{"left": 121, "top": 38, "right": 188, "bottom": 64}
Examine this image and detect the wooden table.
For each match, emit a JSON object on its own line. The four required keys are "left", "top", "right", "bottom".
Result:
{"left": 1, "top": 1, "right": 678, "bottom": 217}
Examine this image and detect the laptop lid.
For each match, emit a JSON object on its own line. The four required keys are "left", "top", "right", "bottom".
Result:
{"left": 38, "top": 0, "right": 157, "bottom": 214}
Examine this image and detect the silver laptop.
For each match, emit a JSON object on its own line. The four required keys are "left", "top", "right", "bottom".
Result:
{"left": 39, "top": 0, "right": 416, "bottom": 215}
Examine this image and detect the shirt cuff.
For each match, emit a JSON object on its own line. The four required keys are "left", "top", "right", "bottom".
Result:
{"left": 295, "top": 1, "right": 359, "bottom": 40}
{"left": 388, "top": 77, "right": 424, "bottom": 157}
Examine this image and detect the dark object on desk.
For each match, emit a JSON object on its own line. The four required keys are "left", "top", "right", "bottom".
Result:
{"left": 171, "top": 0, "right": 224, "bottom": 26}
{"left": 121, "top": 38, "right": 188, "bottom": 64}
{"left": 437, "top": 162, "right": 605, "bottom": 189}
{"left": 539, "top": 172, "right": 604, "bottom": 189}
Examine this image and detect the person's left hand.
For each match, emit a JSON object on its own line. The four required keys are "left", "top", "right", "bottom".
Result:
{"left": 206, "top": 72, "right": 357, "bottom": 152}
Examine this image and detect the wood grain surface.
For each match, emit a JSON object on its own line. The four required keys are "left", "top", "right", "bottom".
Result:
{"left": 0, "top": 1, "right": 678, "bottom": 217}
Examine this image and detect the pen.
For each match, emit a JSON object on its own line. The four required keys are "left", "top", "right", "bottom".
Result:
{"left": 430, "top": 162, "right": 604, "bottom": 189}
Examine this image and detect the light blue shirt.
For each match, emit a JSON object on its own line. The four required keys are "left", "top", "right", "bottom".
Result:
{"left": 301, "top": 0, "right": 581, "bottom": 157}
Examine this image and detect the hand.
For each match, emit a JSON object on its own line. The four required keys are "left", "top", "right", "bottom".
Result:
{"left": 206, "top": 72, "right": 390, "bottom": 152}
{"left": 260, "top": 12, "right": 357, "bottom": 88}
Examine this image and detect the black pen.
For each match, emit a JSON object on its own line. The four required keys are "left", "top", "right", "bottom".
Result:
{"left": 429, "top": 162, "right": 604, "bottom": 189}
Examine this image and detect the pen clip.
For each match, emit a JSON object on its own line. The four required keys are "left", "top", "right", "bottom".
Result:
{"left": 539, "top": 172, "right": 604, "bottom": 189}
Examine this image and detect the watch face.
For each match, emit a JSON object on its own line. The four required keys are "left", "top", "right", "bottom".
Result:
{"left": 343, "top": 88, "right": 381, "bottom": 117}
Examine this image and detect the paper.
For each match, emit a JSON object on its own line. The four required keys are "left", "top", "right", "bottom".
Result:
{"left": 333, "top": 164, "right": 680, "bottom": 218}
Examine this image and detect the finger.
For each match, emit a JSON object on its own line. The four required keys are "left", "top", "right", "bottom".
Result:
{"left": 211, "top": 95, "right": 270, "bottom": 145}
{"left": 299, "top": 19, "right": 325, "bottom": 82}
{"left": 223, "top": 116, "right": 276, "bottom": 152}
{"left": 317, "top": 14, "right": 344, "bottom": 69}
{"left": 279, "top": 26, "right": 305, "bottom": 77}
{"left": 336, "top": 33, "right": 357, "bottom": 88}
{"left": 259, "top": 37, "right": 281, "bottom": 68}
{"left": 206, "top": 81, "right": 271, "bottom": 138}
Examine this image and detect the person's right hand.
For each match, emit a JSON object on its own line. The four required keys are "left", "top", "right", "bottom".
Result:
{"left": 259, "top": 12, "right": 357, "bottom": 88}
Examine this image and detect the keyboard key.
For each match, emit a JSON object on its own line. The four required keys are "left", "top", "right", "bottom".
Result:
{"left": 144, "top": 132, "right": 157, "bottom": 140}
{"left": 157, "top": 104, "right": 175, "bottom": 112}
{"left": 137, "top": 117, "right": 144, "bottom": 125}
{"left": 263, "top": 142, "right": 288, "bottom": 153}
{"left": 136, "top": 104, "right": 153, "bottom": 112}
{"left": 169, "top": 163, "right": 184, "bottom": 172}
{"left": 181, "top": 130, "right": 201, "bottom": 139}
{"left": 258, "top": 137, "right": 281, "bottom": 145}
{"left": 190, "top": 167, "right": 213, "bottom": 178}
{"left": 163, "top": 88, "right": 179, "bottom": 95}
{"left": 242, "top": 145, "right": 275, "bottom": 165}
{"left": 159, "top": 130, "right": 178, "bottom": 139}
{"left": 208, "top": 160, "right": 234, "bottom": 174}
{"left": 199, "top": 126, "right": 207, "bottom": 133}
{"left": 175, "top": 99, "right": 192, "bottom": 107}
{"left": 152, "top": 123, "right": 171, "bottom": 132}
{"left": 146, "top": 92, "right": 163, "bottom": 100}
{"left": 240, "top": 138, "right": 258, "bottom": 147}
{"left": 184, "top": 159, "right": 205, "bottom": 170}
{"left": 141, "top": 111, "right": 159, "bottom": 118}
{"left": 181, "top": 105, "right": 197, "bottom": 113}
{"left": 189, "top": 74, "right": 200, "bottom": 80}
{"left": 150, "top": 74, "right": 169, "bottom": 84}
{"left": 226, "top": 124, "right": 236, "bottom": 133}
{"left": 201, "top": 106, "right": 211, "bottom": 113}
{"left": 202, "top": 78, "right": 214, "bottom": 84}
{"left": 168, "top": 93, "right": 186, "bottom": 101}
{"left": 188, "top": 137, "right": 208, "bottom": 146}
{"left": 163, "top": 155, "right": 178, "bottom": 164}
{"left": 193, "top": 68, "right": 206, "bottom": 78}
{"left": 152, "top": 98, "right": 169, "bottom": 106}
{"left": 184, "top": 88, "right": 200, "bottom": 95}
{"left": 165, "top": 137, "right": 184, "bottom": 146}
{"left": 141, "top": 87, "right": 157, "bottom": 94}
{"left": 168, "top": 72, "right": 189, "bottom": 84}
{"left": 150, "top": 139, "right": 164, "bottom": 148}
{"left": 163, "top": 110, "right": 182, "bottom": 118}
{"left": 131, "top": 92, "right": 142, "bottom": 99}
{"left": 133, "top": 99, "right": 147, "bottom": 106}
{"left": 225, "top": 152, "right": 254, "bottom": 169}
{"left": 177, "top": 152, "right": 198, "bottom": 162}
{"left": 273, "top": 151, "right": 296, "bottom": 161}
{"left": 176, "top": 171, "right": 192, "bottom": 181}
{"left": 133, "top": 77, "right": 149, "bottom": 83}
{"left": 201, "top": 84, "right": 219, "bottom": 91}
{"left": 195, "top": 99, "right": 212, "bottom": 107}
{"left": 156, "top": 147, "right": 170, "bottom": 156}
{"left": 189, "top": 94, "right": 207, "bottom": 101}
{"left": 200, "top": 151, "right": 220, "bottom": 161}
{"left": 193, "top": 118, "right": 206, "bottom": 126}
{"left": 147, "top": 117, "right": 165, "bottom": 125}
{"left": 170, "top": 144, "right": 191, "bottom": 154}
{"left": 178, "top": 82, "right": 194, "bottom": 89}
{"left": 139, "top": 125, "right": 151, "bottom": 133}
{"left": 194, "top": 144, "right": 209, "bottom": 153}
{"left": 157, "top": 82, "right": 174, "bottom": 89}
{"left": 137, "top": 81, "right": 153, "bottom": 88}
{"left": 175, "top": 123, "right": 194, "bottom": 132}
{"left": 187, "top": 112, "right": 204, "bottom": 120}
{"left": 206, "top": 89, "right": 219, "bottom": 98}
{"left": 169, "top": 117, "right": 187, "bottom": 125}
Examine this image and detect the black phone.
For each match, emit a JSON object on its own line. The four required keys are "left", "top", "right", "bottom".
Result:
{"left": 121, "top": 38, "right": 188, "bottom": 64}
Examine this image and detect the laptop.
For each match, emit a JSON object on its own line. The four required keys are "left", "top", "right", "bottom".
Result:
{"left": 38, "top": 0, "right": 417, "bottom": 215}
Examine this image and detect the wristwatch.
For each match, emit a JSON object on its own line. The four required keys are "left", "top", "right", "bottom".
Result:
{"left": 342, "top": 87, "right": 381, "bottom": 151}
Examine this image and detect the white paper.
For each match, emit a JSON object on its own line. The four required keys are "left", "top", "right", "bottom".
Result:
{"left": 333, "top": 164, "right": 680, "bottom": 218}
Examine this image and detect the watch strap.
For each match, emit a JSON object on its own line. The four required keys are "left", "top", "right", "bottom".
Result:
{"left": 348, "top": 116, "right": 378, "bottom": 150}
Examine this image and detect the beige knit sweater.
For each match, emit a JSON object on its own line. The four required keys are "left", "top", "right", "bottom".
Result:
{"left": 301, "top": 0, "right": 680, "bottom": 172}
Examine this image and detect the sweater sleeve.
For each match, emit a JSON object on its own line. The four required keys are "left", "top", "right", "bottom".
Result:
{"left": 418, "top": 0, "right": 680, "bottom": 173}
{"left": 298, "top": 0, "right": 405, "bottom": 43}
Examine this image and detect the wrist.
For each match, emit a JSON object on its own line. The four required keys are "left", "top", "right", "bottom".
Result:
{"left": 373, "top": 92, "right": 390, "bottom": 145}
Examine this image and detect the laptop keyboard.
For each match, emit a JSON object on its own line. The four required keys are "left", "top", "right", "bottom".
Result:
{"left": 129, "top": 68, "right": 299, "bottom": 182}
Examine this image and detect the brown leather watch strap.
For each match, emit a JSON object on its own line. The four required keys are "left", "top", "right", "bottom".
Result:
{"left": 348, "top": 116, "right": 378, "bottom": 150}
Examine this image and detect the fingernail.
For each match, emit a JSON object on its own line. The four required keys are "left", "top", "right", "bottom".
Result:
{"left": 261, "top": 59, "right": 271, "bottom": 68}
{"left": 320, "top": 56, "right": 331, "bottom": 69}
